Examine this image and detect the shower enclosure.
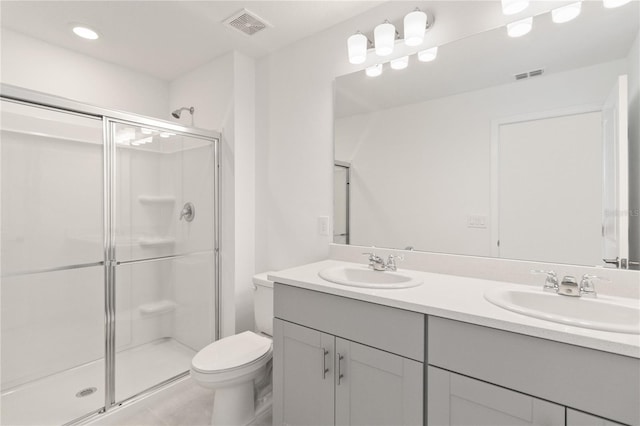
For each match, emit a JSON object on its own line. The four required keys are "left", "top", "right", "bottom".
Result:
{"left": 0, "top": 85, "right": 220, "bottom": 425}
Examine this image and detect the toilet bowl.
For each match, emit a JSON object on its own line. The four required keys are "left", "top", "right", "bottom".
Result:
{"left": 191, "top": 273, "right": 274, "bottom": 425}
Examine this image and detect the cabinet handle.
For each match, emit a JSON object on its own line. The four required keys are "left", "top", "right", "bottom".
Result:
{"left": 322, "top": 348, "right": 329, "bottom": 379}
{"left": 337, "top": 353, "right": 344, "bottom": 385}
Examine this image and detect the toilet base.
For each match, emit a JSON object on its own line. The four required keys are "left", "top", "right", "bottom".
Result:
{"left": 211, "top": 381, "right": 254, "bottom": 426}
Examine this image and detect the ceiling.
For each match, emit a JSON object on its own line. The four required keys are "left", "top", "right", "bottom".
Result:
{"left": 0, "top": 1, "right": 383, "bottom": 81}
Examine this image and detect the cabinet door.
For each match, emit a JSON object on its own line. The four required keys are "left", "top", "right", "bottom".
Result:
{"left": 567, "top": 409, "right": 625, "bottom": 426}
{"left": 273, "top": 319, "right": 335, "bottom": 426}
{"left": 428, "top": 366, "right": 564, "bottom": 426}
{"left": 335, "top": 338, "right": 423, "bottom": 426}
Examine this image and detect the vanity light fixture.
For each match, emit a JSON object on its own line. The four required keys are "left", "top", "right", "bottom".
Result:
{"left": 347, "top": 9, "right": 435, "bottom": 75}
{"left": 374, "top": 20, "right": 396, "bottom": 57}
{"left": 501, "top": 0, "right": 529, "bottom": 15}
{"left": 347, "top": 31, "right": 369, "bottom": 64}
{"left": 366, "top": 64, "right": 383, "bottom": 77}
{"left": 403, "top": 9, "right": 428, "bottom": 46}
{"left": 390, "top": 56, "right": 409, "bottom": 70}
{"left": 417, "top": 46, "right": 438, "bottom": 62}
{"left": 552, "top": 2, "right": 582, "bottom": 23}
{"left": 507, "top": 16, "right": 533, "bottom": 37}
{"left": 603, "top": 0, "right": 631, "bottom": 8}
{"left": 72, "top": 24, "right": 99, "bottom": 40}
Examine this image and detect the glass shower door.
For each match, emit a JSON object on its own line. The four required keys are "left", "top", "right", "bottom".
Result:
{"left": 111, "top": 122, "right": 216, "bottom": 402}
{"left": 1, "top": 100, "right": 106, "bottom": 425}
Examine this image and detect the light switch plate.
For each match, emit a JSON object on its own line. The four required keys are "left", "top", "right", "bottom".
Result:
{"left": 467, "top": 215, "right": 488, "bottom": 229}
{"left": 318, "top": 216, "right": 330, "bottom": 236}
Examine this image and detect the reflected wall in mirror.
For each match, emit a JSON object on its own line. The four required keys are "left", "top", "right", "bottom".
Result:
{"left": 334, "top": 2, "right": 639, "bottom": 268}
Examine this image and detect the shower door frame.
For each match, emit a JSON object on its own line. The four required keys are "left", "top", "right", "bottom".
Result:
{"left": 1, "top": 84, "right": 221, "bottom": 423}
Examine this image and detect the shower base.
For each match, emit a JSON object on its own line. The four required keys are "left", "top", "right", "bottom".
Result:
{"left": 1, "top": 338, "right": 195, "bottom": 426}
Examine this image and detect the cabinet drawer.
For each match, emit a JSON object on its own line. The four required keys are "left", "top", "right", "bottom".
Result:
{"left": 428, "top": 316, "right": 640, "bottom": 425}
{"left": 275, "top": 283, "right": 424, "bottom": 361}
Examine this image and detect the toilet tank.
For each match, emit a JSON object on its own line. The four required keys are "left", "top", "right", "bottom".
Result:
{"left": 253, "top": 272, "right": 274, "bottom": 336}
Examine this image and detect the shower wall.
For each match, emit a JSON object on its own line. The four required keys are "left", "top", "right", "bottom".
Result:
{"left": 113, "top": 137, "right": 215, "bottom": 353}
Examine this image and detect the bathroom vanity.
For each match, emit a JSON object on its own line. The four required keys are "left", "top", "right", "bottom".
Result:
{"left": 269, "top": 260, "right": 640, "bottom": 426}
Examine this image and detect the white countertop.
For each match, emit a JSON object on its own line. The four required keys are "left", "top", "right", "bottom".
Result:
{"left": 269, "top": 259, "right": 640, "bottom": 359}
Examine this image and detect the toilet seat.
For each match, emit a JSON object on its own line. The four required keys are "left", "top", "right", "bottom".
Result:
{"left": 192, "top": 331, "right": 272, "bottom": 373}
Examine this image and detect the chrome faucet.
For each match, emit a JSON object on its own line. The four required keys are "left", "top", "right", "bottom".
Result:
{"left": 363, "top": 252, "right": 404, "bottom": 271}
{"left": 531, "top": 270, "right": 607, "bottom": 297}
{"left": 558, "top": 275, "right": 579, "bottom": 296}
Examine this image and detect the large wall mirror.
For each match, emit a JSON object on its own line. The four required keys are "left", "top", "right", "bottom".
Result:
{"left": 334, "top": 1, "right": 639, "bottom": 268}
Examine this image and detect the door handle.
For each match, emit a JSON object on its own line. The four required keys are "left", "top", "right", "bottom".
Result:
{"left": 322, "top": 348, "right": 329, "bottom": 379}
{"left": 337, "top": 353, "right": 344, "bottom": 385}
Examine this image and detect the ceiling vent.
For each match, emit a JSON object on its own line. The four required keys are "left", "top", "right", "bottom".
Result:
{"left": 223, "top": 9, "right": 271, "bottom": 36}
{"left": 514, "top": 68, "right": 545, "bottom": 81}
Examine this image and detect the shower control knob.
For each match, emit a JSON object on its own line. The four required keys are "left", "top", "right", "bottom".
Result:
{"left": 180, "top": 202, "right": 195, "bottom": 222}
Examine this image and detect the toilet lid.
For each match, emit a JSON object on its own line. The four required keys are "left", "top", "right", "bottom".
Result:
{"left": 192, "top": 331, "right": 272, "bottom": 372}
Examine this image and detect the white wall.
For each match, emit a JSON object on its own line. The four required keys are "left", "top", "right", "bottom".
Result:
{"left": 335, "top": 60, "right": 624, "bottom": 262}
{"left": 168, "top": 52, "right": 257, "bottom": 335}
{"left": 1, "top": 29, "right": 169, "bottom": 119}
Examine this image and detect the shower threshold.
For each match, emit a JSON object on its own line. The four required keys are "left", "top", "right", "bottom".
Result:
{"left": 1, "top": 338, "right": 196, "bottom": 426}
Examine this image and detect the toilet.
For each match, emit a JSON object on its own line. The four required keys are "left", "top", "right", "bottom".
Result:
{"left": 191, "top": 273, "right": 274, "bottom": 425}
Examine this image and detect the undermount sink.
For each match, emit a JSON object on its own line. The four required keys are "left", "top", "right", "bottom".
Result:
{"left": 484, "top": 286, "right": 640, "bottom": 334}
{"left": 318, "top": 265, "right": 423, "bottom": 289}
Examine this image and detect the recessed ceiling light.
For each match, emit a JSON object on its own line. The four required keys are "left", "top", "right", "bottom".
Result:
{"left": 72, "top": 25, "right": 99, "bottom": 40}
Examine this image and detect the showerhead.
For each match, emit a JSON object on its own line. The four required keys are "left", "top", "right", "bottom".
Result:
{"left": 171, "top": 106, "right": 194, "bottom": 119}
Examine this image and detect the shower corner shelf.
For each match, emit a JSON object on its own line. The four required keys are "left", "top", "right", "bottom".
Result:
{"left": 138, "top": 237, "right": 176, "bottom": 247}
{"left": 138, "top": 195, "right": 176, "bottom": 204}
{"left": 139, "top": 300, "right": 177, "bottom": 316}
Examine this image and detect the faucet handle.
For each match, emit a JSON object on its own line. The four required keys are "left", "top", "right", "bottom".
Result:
{"left": 579, "top": 274, "right": 610, "bottom": 297}
{"left": 386, "top": 254, "right": 404, "bottom": 271}
{"left": 531, "top": 269, "right": 558, "bottom": 292}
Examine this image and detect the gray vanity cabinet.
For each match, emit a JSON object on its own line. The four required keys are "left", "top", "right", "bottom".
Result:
{"left": 427, "top": 366, "right": 564, "bottom": 425}
{"left": 273, "top": 283, "right": 424, "bottom": 426}
{"left": 428, "top": 317, "right": 640, "bottom": 426}
{"left": 566, "top": 409, "right": 626, "bottom": 426}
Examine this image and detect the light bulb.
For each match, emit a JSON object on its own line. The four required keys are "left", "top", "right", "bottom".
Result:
{"left": 417, "top": 46, "right": 438, "bottom": 62}
{"left": 404, "top": 9, "right": 427, "bottom": 46}
{"left": 390, "top": 56, "right": 409, "bottom": 70}
{"left": 552, "top": 2, "right": 581, "bottom": 23}
{"left": 374, "top": 21, "right": 396, "bottom": 57}
{"left": 72, "top": 25, "right": 99, "bottom": 40}
{"left": 501, "top": 0, "right": 529, "bottom": 15}
{"left": 603, "top": 0, "right": 631, "bottom": 8}
{"left": 366, "top": 64, "right": 383, "bottom": 77}
{"left": 347, "top": 32, "right": 368, "bottom": 65}
{"left": 507, "top": 17, "right": 533, "bottom": 37}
